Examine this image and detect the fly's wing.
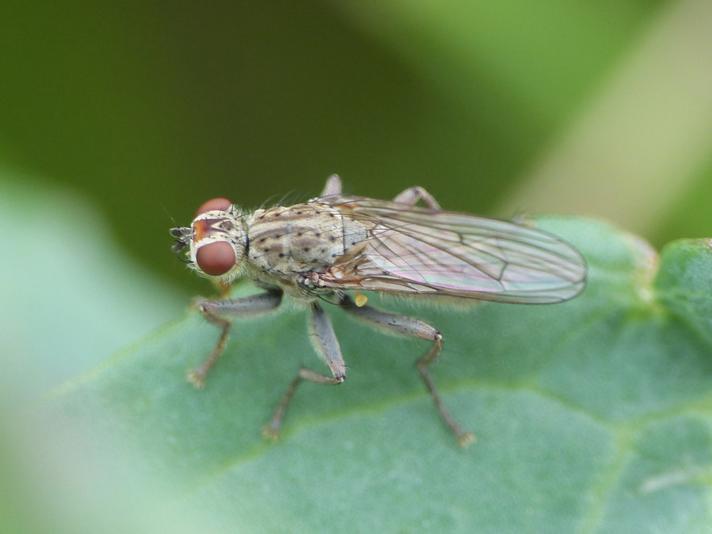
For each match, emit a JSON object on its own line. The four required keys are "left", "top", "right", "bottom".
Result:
{"left": 316, "top": 196, "right": 587, "bottom": 304}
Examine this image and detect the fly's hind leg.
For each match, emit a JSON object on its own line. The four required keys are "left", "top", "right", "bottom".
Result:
{"left": 340, "top": 296, "right": 474, "bottom": 447}
{"left": 393, "top": 186, "right": 441, "bottom": 209}
{"left": 263, "top": 302, "right": 346, "bottom": 440}
{"left": 187, "top": 290, "right": 283, "bottom": 388}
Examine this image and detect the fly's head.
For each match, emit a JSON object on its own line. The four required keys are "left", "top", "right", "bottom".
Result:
{"left": 170, "top": 197, "right": 247, "bottom": 284}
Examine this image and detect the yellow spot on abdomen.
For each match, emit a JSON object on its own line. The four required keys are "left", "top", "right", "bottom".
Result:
{"left": 354, "top": 293, "right": 368, "bottom": 307}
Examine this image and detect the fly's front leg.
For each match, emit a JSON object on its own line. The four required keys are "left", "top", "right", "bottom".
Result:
{"left": 393, "top": 186, "right": 441, "bottom": 210}
{"left": 188, "top": 290, "right": 283, "bottom": 388}
{"left": 340, "top": 296, "right": 474, "bottom": 447}
{"left": 263, "top": 302, "right": 345, "bottom": 440}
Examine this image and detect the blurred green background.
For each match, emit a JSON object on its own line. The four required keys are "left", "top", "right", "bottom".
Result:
{"left": 2, "top": 1, "right": 712, "bottom": 532}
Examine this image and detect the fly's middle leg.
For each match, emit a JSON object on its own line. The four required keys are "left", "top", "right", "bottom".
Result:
{"left": 188, "top": 290, "right": 283, "bottom": 388}
{"left": 340, "top": 296, "right": 474, "bottom": 447}
{"left": 392, "top": 186, "right": 441, "bottom": 210}
{"left": 263, "top": 302, "right": 346, "bottom": 440}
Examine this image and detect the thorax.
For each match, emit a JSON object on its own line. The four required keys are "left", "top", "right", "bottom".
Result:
{"left": 245, "top": 202, "right": 366, "bottom": 283}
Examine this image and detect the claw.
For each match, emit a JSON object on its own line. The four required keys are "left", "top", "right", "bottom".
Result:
{"left": 186, "top": 369, "right": 206, "bottom": 389}
{"left": 261, "top": 424, "right": 281, "bottom": 442}
{"left": 457, "top": 431, "right": 476, "bottom": 448}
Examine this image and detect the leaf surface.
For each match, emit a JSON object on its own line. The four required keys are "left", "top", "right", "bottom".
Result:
{"left": 49, "top": 218, "right": 712, "bottom": 533}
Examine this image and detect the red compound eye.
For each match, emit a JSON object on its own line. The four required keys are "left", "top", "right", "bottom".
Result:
{"left": 196, "top": 241, "right": 236, "bottom": 276}
{"left": 195, "top": 197, "right": 232, "bottom": 216}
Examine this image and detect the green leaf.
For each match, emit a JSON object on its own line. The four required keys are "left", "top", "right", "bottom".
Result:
{"left": 45, "top": 217, "right": 712, "bottom": 533}
{"left": 0, "top": 176, "right": 182, "bottom": 403}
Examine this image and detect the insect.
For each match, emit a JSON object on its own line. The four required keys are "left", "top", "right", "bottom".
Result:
{"left": 170, "top": 175, "right": 586, "bottom": 446}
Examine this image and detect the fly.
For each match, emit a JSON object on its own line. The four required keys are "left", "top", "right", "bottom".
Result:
{"left": 170, "top": 175, "right": 587, "bottom": 447}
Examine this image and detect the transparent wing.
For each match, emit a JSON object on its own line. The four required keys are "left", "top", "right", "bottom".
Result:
{"left": 317, "top": 196, "right": 587, "bottom": 303}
